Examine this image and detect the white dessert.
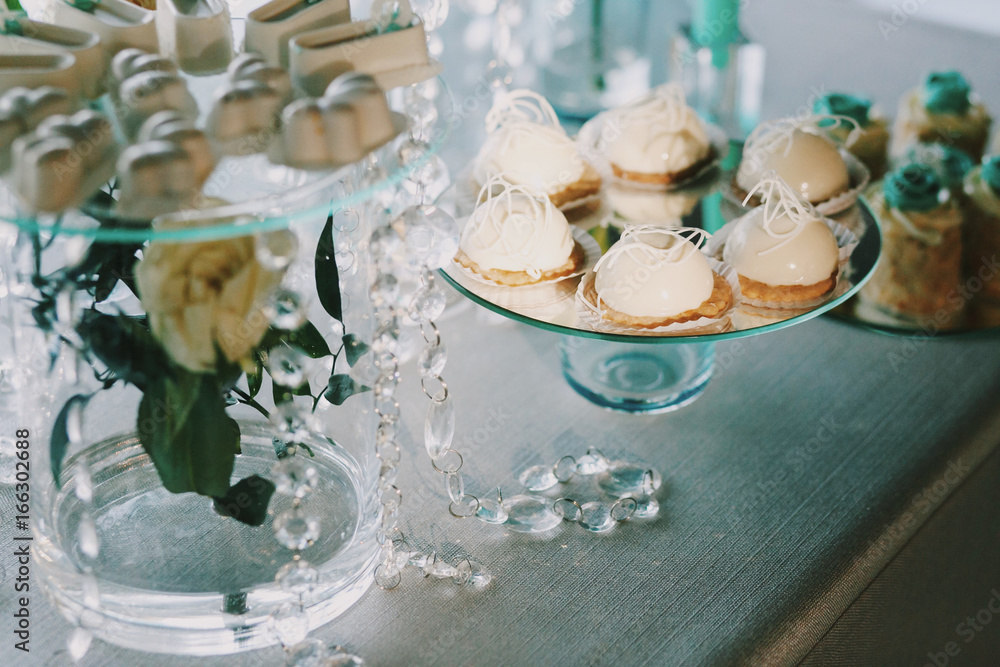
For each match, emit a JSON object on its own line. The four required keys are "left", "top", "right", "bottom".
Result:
{"left": 51, "top": 0, "right": 158, "bottom": 57}
{"left": 472, "top": 89, "right": 588, "bottom": 198}
{"left": 737, "top": 118, "right": 851, "bottom": 204}
{"left": 117, "top": 69, "right": 198, "bottom": 137}
{"left": 0, "top": 53, "right": 80, "bottom": 99}
{"left": 111, "top": 49, "right": 178, "bottom": 97}
{"left": 289, "top": 3, "right": 441, "bottom": 94}
{"left": 205, "top": 79, "right": 281, "bottom": 155}
{"left": 269, "top": 72, "right": 397, "bottom": 169}
{"left": 138, "top": 111, "right": 216, "bottom": 188}
{"left": 156, "top": 0, "right": 233, "bottom": 75}
{"left": 245, "top": 0, "right": 351, "bottom": 68}
{"left": 0, "top": 18, "right": 106, "bottom": 99}
{"left": 606, "top": 84, "right": 711, "bottom": 178}
{"left": 723, "top": 175, "right": 840, "bottom": 287}
{"left": 459, "top": 178, "right": 574, "bottom": 279}
{"left": 228, "top": 53, "right": 293, "bottom": 102}
{"left": 594, "top": 228, "right": 714, "bottom": 318}
{"left": 11, "top": 109, "right": 118, "bottom": 213}
{"left": 116, "top": 140, "right": 200, "bottom": 220}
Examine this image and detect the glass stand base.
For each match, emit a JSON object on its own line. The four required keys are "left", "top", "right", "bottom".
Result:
{"left": 35, "top": 422, "right": 379, "bottom": 655}
{"left": 559, "top": 339, "right": 714, "bottom": 413}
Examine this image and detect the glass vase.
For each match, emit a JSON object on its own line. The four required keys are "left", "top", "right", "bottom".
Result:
{"left": 0, "top": 201, "right": 384, "bottom": 655}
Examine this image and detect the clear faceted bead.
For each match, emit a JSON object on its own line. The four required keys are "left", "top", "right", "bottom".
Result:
{"left": 270, "top": 403, "right": 311, "bottom": 441}
{"left": 266, "top": 289, "right": 308, "bottom": 330}
{"left": 399, "top": 205, "right": 460, "bottom": 270}
{"left": 475, "top": 497, "right": 508, "bottom": 524}
{"left": 423, "top": 555, "right": 457, "bottom": 579}
{"left": 598, "top": 464, "right": 661, "bottom": 497}
{"left": 332, "top": 207, "right": 360, "bottom": 232}
{"left": 453, "top": 558, "right": 473, "bottom": 586}
{"left": 504, "top": 495, "right": 561, "bottom": 533}
{"left": 371, "top": 322, "right": 401, "bottom": 356}
{"left": 424, "top": 396, "right": 455, "bottom": 459}
{"left": 284, "top": 639, "right": 328, "bottom": 667}
{"left": 73, "top": 460, "right": 93, "bottom": 503}
{"left": 485, "top": 59, "right": 513, "bottom": 90}
{"left": 270, "top": 602, "right": 310, "bottom": 647}
{"left": 417, "top": 343, "right": 447, "bottom": 378}
{"left": 272, "top": 458, "right": 320, "bottom": 498}
{"left": 408, "top": 154, "right": 448, "bottom": 189}
{"left": 411, "top": 0, "right": 450, "bottom": 31}
{"left": 67, "top": 627, "right": 92, "bottom": 661}
{"left": 268, "top": 346, "right": 307, "bottom": 388}
{"left": 328, "top": 647, "right": 365, "bottom": 666}
{"left": 518, "top": 464, "right": 557, "bottom": 492}
{"left": 409, "top": 286, "right": 448, "bottom": 323}
{"left": 369, "top": 225, "right": 402, "bottom": 258}
{"left": 256, "top": 230, "right": 299, "bottom": 270}
{"left": 467, "top": 561, "right": 493, "bottom": 589}
{"left": 77, "top": 512, "right": 99, "bottom": 560}
{"left": 371, "top": 274, "right": 399, "bottom": 308}
{"left": 276, "top": 559, "right": 320, "bottom": 595}
{"left": 575, "top": 450, "right": 610, "bottom": 476}
{"left": 633, "top": 495, "right": 660, "bottom": 519}
{"left": 445, "top": 471, "right": 464, "bottom": 502}
{"left": 580, "top": 502, "right": 615, "bottom": 533}
{"left": 80, "top": 571, "right": 100, "bottom": 609}
{"left": 273, "top": 508, "right": 321, "bottom": 551}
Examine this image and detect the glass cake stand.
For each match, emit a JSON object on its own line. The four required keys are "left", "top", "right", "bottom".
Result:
{"left": 440, "top": 172, "right": 882, "bottom": 413}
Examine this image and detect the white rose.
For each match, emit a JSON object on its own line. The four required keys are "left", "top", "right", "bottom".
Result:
{"left": 135, "top": 234, "right": 286, "bottom": 373}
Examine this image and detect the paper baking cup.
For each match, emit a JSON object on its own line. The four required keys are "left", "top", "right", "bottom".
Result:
{"left": 575, "top": 257, "right": 740, "bottom": 337}
{"left": 722, "top": 149, "right": 871, "bottom": 218}
{"left": 576, "top": 113, "right": 729, "bottom": 193}
{"left": 452, "top": 225, "right": 602, "bottom": 289}
{"left": 704, "top": 215, "right": 859, "bottom": 311}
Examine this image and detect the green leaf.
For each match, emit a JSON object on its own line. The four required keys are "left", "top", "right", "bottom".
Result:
{"left": 247, "top": 356, "right": 264, "bottom": 398}
{"left": 79, "top": 312, "right": 172, "bottom": 392}
{"left": 211, "top": 475, "right": 276, "bottom": 527}
{"left": 315, "top": 212, "right": 343, "bottom": 323}
{"left": 273, "top": 379, "right": 311, "bottom": 406}
{"left": 282, "top": 321, "right": 332, "bottom": 358}
{"left": 50, "top": 394, "right": 91, "bottom": 489}
{"left": 324, "top": 374, "right": 369, "bottom": 406}
{"left": 137, "top": 371, "right": 240, "bottom": 497}
{"left": 342, "top": 334, "right": 369, "bottom": 367}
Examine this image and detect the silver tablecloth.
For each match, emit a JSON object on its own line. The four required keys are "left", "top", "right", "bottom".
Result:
{"left": 5, "top": 0, "right": 1000, "bottom": 665}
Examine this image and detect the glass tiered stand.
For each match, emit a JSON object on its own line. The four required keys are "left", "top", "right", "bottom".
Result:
{"left": 0, "top": 20, "right": 454, "bottom": 667}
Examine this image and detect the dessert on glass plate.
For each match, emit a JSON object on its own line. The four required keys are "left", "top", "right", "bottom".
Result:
{"left": 813, "top": 92, "right": 890, "bottom": 179}
{"left": 891, "top": 70, "right": 992, "bottom": 162}
{"left": 963, "top": 156, "right": 1000, "bottom": 328}
{"left": 454, "top": 174, "right": 595, "bottom": 287}
{"left": 857, "top": 163, "right": 964, "bottom": 326}
{"left": 577, "top": 226, "right": 738, "bottom": 334}
{"left": 471, "top": 89, "right": 602, "bottom": 213}
{"left": 709, "top": 172, "right": 857, "bottom": 315}
{"left": 730, "top": 114, "right": 870, "bottom": 216}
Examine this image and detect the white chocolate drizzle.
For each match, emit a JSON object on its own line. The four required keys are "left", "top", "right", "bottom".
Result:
{"left": 740, "top": 171, "right": 825, "bottom": 256}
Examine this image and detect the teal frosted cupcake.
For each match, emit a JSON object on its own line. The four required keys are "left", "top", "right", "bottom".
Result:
{"left": 891, "top": 71, "right": 992, "bottom": 162}
{"left": 905, "top": 142, "right": 974, "bottom": 196}
{"left": 963, "top": 155, "right": 1000, "bottom": 300}
{"left": 859, "top": 163, "right": 964, "bottom": 323}
{"left": 814, "top": 93, "right": 889, "bottom": 179}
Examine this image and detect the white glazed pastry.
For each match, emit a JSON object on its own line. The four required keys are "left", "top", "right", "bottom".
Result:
{"left": 244, "top": 0, "right": 351, "bottom": 68}
{"left": 51, "top": 0, "right": 158, "bottom": 56}
{"left": 0, "top": 53, "right": 80, "bottom": 98}
{"left": 288, "top": 0, "right": 441, "bottom": 94}
{"left": 455, "top": 175, "right": 582, "bottom": 286}
{"left": 0, "top": 86, "right": 75, "bottom": 171}
{"left": 205, "top": 79, "right": 282, "bottom": 155}
{"left": 737, "top": 117, "right": 851, "bottom": 205}
{"left": 156, "top": 0, "right": 233, "bottom": 75}
{"left": 584, "top": 226, "right": 733, "bottom": 328}
{"left": 117, "top": 69, "right": 198, "bottom": 138}
{"left": 228, "top": 53, "right": 293, "bottom": 102}
{"left": 473, "top": 89, "right": 601, "bottom": 209}
{"left": 723, "top": 173, "right": 841, "bottom": 303}
{"left": 10, "top": 109, "right": 118, "bottom": 213}
{"left": 606, "top": 84, "right": 712, "bottom": 184}
{"left": 116, "top": 140, "right": 201, "bottom": 220}
{"left": 268, "top": 72, "right": 397, "bottom": 169}
{"left": 138, "top": 111, "right": 216, "bottom": 188}
{"left": 0, "top": 17, "right": 106, "bottom": 99}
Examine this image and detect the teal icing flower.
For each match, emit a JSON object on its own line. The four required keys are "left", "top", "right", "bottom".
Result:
{"left": 908, "top": 143, "right": 973, "bottom": 189}
{"left": 922, "top": 71, "right": 972, "bottom": 115}
{"left": 884, "top": 163, "right": 943, "bottom": 212}
{"left": 982, "top": 156, "right": 1000, "bottom": 198}
{"left": 813, "top": 93, "right": 871, "bottom": 127}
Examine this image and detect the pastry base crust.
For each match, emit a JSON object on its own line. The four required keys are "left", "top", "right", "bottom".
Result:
{"left": 455, "top": 241, "right": 585, "bottom": 287}
{"left": 548, "top": 162, "right": 603, "bottom": 209}
{"left": 737, "top": 271, "right": 837, "bottom": 303}
{"left": 611, "top": 148, "right": 717, "bottom": 186}
{"left": 586, "top": 272, "right": 733, "bottom": 328}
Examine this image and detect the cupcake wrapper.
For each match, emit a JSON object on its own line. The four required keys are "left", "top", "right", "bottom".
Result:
{"left": 575, "top": 257, "right": 741, "bottom": 336}
{"left": 452, "top": 224, "right": 602, "bottom": 289}
{"left": 721, "top": 149, "right": 871, "bottom": 217}
{"left": 576, "top": 114, "right": 729, "bottom": 193}
{"left": 704, "top": 214, "right": 859, "bottom": 312}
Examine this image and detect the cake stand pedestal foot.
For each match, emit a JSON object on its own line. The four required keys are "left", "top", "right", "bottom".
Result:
{"left": 559, "top": 338, "right": 714, "bottom": 413}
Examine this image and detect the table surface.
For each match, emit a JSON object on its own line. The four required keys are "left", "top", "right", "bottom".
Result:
{"left": 6, "top": 1, "right": 1000, "bottom": 665}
